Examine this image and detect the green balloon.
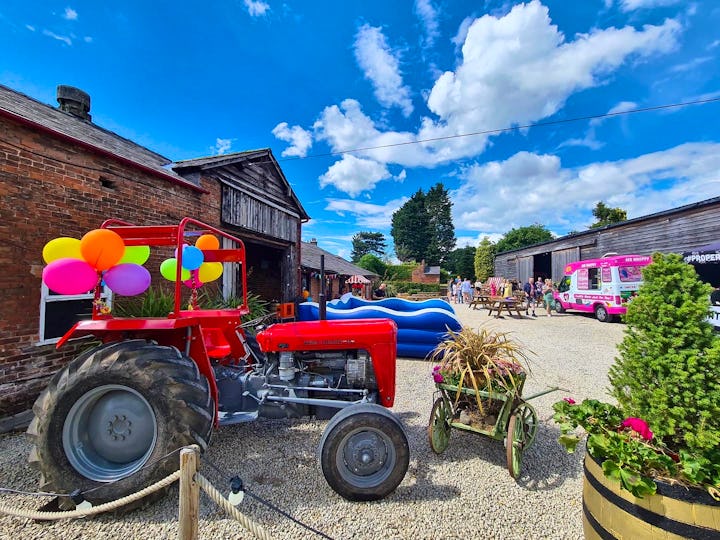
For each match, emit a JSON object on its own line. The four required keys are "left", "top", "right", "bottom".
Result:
{"left": 119, "top": 245, "right": 150, "bottom": 265}
{"left": 160, "top": 258, "right": 190, "bottom": 281}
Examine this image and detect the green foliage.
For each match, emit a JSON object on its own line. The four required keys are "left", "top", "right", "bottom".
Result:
{"left": 385, "top": 263, "right": 415, "bottom": 281}
{"left": 495, "top": 224, "right": 553, "bottom": 254}
{"left": 351, "top": 231, "right": 387, "bottom": 262}
{"left": 610, "top": 253, "right": 720, "bottom": 456}
{"left": 590, "top": 201, "right": 627, "bottom": 229}
{"left": 425, "top": 183, "right": 456, "bottom": 265}
{"left": 474, "top": 237, "right": 496, "bottom": 281}
{"left": 388, "top": 281, "right": 444, "bottom": 294}
{"left": 391, "top": 189, "right": 429, "bottom": 262}
{"left": 357, "top": 253, "right": 388, "bottom": 277}
{"left": 554, "top": 253, "right": 720, "bottom": 499}
{"left": 113, "top": 287, "right": 176, "bottom": 317}
{"left": 445, "top": 246, "right": 476, "bottom": 280}
{"left": 390, "top": 184, "right": 455, "bottom": 265}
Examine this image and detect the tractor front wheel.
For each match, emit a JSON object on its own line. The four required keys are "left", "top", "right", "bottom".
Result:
{"left": 27, "top": 340, "right": 214, "bottom": 510}
{"left": 318, "top": 403, "right": 409, "bottom": 501}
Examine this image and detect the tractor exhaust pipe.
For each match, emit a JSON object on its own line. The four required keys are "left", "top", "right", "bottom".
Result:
{"left": 319, "top": 254, "right": 327, "bottom": 320}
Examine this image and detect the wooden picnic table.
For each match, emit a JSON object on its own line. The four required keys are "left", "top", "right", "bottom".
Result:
{"left": 468, "top": 294, "right": 494, "bottom": 310}
{"left": 486, "top": 297, "right": 525, "bottom": 318}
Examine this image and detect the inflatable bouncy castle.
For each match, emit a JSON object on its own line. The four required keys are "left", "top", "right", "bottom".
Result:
{"left": 297, "top": 294, "right": 462, "bottom": 358}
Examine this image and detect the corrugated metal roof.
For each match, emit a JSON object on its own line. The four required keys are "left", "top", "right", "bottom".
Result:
{"left": 301, "top": 242, "right": 377, "bottom": 278}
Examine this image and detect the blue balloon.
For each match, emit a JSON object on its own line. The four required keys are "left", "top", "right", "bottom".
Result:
{"left": 181, "top": 245, "right": 204, "bottom": 271}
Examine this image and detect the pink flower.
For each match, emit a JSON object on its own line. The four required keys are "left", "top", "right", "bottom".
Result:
{"left": 621, "top": 417, "right": 654, "bottom": 441}
{"left": 563, "top": 397, "right": 576, "bottom": 405}
{"left": 433, "top": 372, "right": 444, "bottom": 383}
{"left": 432, "top": 365, "right": 441, "bottom": 372}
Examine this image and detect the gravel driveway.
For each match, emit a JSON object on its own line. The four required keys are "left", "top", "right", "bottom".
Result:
{"left": 0, "top": 307, "right": 625, "bottom": 539}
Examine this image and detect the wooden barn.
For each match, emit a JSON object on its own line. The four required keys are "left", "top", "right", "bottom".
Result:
{"left": 494, "top": 196, "right": 720, "bottom": 283}
{"left": 173, "top": 150, "right": 309, "bottom": 304}
{"left": 0, "top": 83, "right": 307, "bottom": 418}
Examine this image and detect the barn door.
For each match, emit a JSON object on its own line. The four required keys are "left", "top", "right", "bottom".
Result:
{"left": 552, "top": 248, "right": 580, "bottom": 282}
{"left": 516, "top": 256, "right": 533, "bottom": 283}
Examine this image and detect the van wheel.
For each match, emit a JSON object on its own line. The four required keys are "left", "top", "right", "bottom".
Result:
{"left": 595, "top": 305, "right": 614, "bottom": 323}
{"left": 554, "top": 300, "right": 565, "bottom": 314}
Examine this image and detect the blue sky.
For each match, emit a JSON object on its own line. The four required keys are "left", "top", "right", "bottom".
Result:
{"left": 2, "top": 1, "right": 719, "bottom": 261}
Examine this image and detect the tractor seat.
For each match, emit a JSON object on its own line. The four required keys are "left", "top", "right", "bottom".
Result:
{"left": 203, "top": 328, "right": 232, "bottom": 358}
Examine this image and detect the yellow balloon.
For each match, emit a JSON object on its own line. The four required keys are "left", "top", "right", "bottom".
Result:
{"left": 198, "top": 262, "right": 223, "bottom": 283}
{"left": 42, "top": 237, "right": 82, "bottom": 264}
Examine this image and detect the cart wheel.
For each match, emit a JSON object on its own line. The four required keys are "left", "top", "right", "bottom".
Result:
{"left": 428, "top": 398, "right": 451, "bottom": 454}
{"left": 505, "top": 403, "right": 538, "bottom": 479}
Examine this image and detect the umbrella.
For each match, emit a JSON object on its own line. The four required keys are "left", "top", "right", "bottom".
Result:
{"left": 346, "top": 275, "right": 370, "bottom": 284}
{"left": 683, "top": 241, "right": 720, "bottom": 265}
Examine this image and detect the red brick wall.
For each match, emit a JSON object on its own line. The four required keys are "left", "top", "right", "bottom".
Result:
{"left": 411, "top": 264, "right": 440, "bottom": 284}
{"left": 0, "top": 116, "right": 221, "bottom": 416}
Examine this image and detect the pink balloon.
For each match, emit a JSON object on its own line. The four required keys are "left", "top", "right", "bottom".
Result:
{"left": 104, "top": 263, "right": 151, "bottom": 296}
{"left": 43, "top": 258, "right": 98, "bottom": 295}
{"left": 182, "top": 269, "right": 203, "bottom": 289}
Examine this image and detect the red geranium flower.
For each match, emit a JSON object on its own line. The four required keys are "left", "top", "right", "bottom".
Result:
{"left": 563, "top": 397, "right": 576, "bottom": 405}
{"left": 621, "top": 417, "right": 653, "bottom": 441}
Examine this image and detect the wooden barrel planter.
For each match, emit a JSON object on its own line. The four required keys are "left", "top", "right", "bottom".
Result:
{"left": 583, "top": 451, "right": 720, "bottom": 539}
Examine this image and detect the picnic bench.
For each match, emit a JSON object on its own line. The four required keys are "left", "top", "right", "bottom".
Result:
{"left": 487, "top": 297, "right": 525, "bottom": 318}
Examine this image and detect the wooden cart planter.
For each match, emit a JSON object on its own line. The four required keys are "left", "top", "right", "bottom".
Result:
{"left": 428, "top": 373, "right": 558, "bottom": 478}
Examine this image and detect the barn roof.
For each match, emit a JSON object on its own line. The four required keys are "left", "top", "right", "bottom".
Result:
{"left": 173, "top": 149, "right": 309, "bottom": 220}
{"left": 0, "top": 84, "right": 203, "bottom": 192}
{"left": 301, "top": 241, "right": 377, "bottom": 278}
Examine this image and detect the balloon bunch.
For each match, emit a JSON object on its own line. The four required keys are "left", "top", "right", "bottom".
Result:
{"left": 159, "top": 234, "right": 223, "bottom": 288}
{"left": 42, "top": 230, "right": 151, "bottom": 296}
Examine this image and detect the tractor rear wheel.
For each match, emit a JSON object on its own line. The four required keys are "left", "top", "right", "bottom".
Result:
{"left": 27, "top": 340, "right": 213, "bottom": 511}
{"left": 318, "top": 403, "right": 409, "bottom": 501}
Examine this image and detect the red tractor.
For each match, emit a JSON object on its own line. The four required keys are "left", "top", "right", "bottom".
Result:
{"left": 28, "top": 218, "right": 409, "bottom": 509}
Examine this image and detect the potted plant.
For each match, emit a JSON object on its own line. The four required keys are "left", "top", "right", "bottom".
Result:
{"left": 553, "top": 253, "right": 720, "bottom": 538}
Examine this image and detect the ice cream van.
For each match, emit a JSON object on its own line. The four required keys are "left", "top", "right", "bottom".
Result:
{"left": 553, "top": 254, "right": 652, "bottom": 322}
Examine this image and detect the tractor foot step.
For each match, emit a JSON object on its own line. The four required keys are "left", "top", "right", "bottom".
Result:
{"left": 218, "top": 411, "right": 259, "bottom": 426}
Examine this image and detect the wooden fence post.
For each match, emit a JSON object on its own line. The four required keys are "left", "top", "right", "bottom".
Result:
{"left": 178, "top": 445, "right": 200, "bottom": 540}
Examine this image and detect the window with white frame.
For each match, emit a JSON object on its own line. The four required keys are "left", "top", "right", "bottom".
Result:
{"left": 38, "top": 284, "right": 112, "bottom": 344}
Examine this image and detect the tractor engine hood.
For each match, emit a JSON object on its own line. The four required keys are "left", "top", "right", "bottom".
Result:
{"left": 256, "top": 318, "right": 398, "bottom": 407}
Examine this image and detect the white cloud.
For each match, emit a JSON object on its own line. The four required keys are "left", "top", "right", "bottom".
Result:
{"left": 42, "top": 30, "right": 72, "bottom": 46}
{"left": 618, "top": 0, "right": 683, "bottom": 11}
{"left": 244, "top": 0, "right": 269, "bottom": 16}
{"left": 709, "top": 39, "right": 720, "bottom": 50}
{"left": 590, "top": 100, "right": 637, "bottom": 125}
{"left": 309, "top": 1, "right": 681, "bottom": 179}
{"left": 669, "top": 56, "right": 713, "bottom": 73}
{"left": 451, "top": 16, "right": 474, "bottom": 48}
{"left": 25, "top": 25, "right": 35, "bottom": 32}
{"left": 63, "top": 7, "right": 78, "bottom": 20}
{"left": 451, "top": 142, "right": 720, "bottom": 237}
{"left": 354, "top": 24, "right": 413, "bottom": 117}
{"left": 212, "top": 137, "right": 234, "bottom": 155}
{"left": 325, "top": 196, "right": 408, "bottom": 229}
{"left": 272, "top": 122, "right": 312, "bottom": 157}
{"left": 414, "top": 0, "right": 440, "bottom": 48}
{"left": 319, "top": 155, "right": 393, "bottom": 197}
{"left": 84, "top": 36, "right": 93, "bottom": 43}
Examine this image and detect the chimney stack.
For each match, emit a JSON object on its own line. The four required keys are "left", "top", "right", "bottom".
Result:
{"left": 57, "top": 85, "right": 91, "bottom": 121}
{"left": 310, "top": 238, "right": 318, "bottom": 245}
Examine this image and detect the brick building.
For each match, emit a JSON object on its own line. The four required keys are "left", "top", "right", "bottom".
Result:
{"left": 411, "top": 260, "right": 441, "bottom": 284}
{"left": 0, "top": 84, "right": 307, "bottom": 417}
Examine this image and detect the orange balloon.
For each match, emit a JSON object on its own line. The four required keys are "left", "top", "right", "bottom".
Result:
{"left": 80, "top": 229, "right": 125, "bottom": 271}
{"left": 196, "top": 234, "right": 220, "bottom": 251}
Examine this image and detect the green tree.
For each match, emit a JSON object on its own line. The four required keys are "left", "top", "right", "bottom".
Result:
{"left": 609, "top": 253, "right": 720, "bottom": 455}
{"left": 474, "top": 237, "right": 496, "bottom": 280}
{"left": 391, "top": 190, "right": 429, "bottom": 262}
{"left": 590, "top": 201, "right": 627, "bottom": 229}
{"left": 445, "top": 246, "right": 476, "bottom": 279}
{"left": 424, "top": 183, "right": 455, "bottom": 265}
{"left": 495, "top": 224, "right": 553, "bottom": 254}
{"left": 356, "top": 253, "right": 387, "bottom": 277}
{"left": 350, "top": 231, "right": 387, "bottom": 262}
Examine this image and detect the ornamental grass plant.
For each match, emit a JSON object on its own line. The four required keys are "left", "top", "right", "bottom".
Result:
{"left": 553, "top": 253, "right": 720, "bottom": 499}
{"left": 430, "top": 326, "right": 530, "bottom": 415}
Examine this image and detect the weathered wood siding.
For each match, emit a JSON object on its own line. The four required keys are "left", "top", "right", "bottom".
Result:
{"left": 221, "top": 185, "right": 298, "bottom": 242}
{"left": 494, "top": 199, "right": 720, "bottom": 281}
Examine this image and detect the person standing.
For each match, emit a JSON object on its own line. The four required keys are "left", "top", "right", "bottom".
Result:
{"left": 455, "top": 277, "right": 464, "bottom": 304}
{"left": 461, "top": 278, "right": 473, "bottom": 304}
{"left": 543, "top": 278, "right": 555, "bottom": 317}
{"left": 535, "top": 277, "right": 544, "bottom": 306}
{"left": 523, "top": 277, "right": 537, "bottom": 317}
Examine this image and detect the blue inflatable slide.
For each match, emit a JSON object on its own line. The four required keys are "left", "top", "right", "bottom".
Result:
{"left": 297, "top": 293, "right": 462, "bottom": 358}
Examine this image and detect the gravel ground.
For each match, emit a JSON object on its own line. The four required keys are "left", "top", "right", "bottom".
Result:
{"left": 0, "top": 307, "right": 626, "bottom": 539}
